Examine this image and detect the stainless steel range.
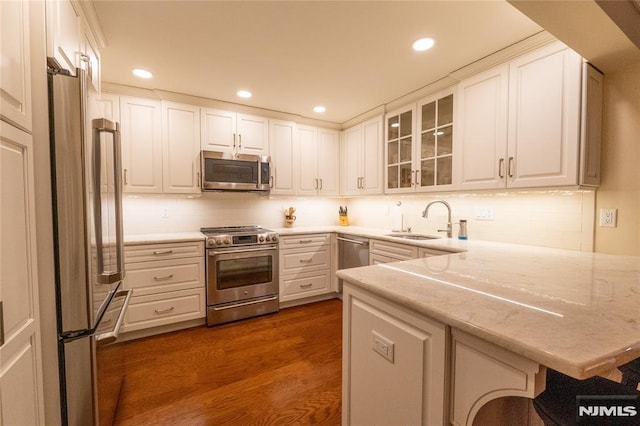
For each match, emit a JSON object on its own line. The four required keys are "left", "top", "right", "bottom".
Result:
{"left": 201, "top": 226, "right": 279, "bottom": 326}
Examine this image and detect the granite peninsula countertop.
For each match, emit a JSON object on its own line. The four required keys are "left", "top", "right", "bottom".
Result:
{"left": 336, "top": 241, "right": 640, "bottom": 380}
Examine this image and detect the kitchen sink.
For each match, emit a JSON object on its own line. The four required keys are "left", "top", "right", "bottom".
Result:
{"left": 384, "top": 233, "right": 441, "bottom": 240}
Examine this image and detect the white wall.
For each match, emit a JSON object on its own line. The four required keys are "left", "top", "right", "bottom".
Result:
{"left": 124, "top": 189, "right": 595, "bottom": 252}
{"left": 594, "top": 61, "right": 640, "bottom": 256}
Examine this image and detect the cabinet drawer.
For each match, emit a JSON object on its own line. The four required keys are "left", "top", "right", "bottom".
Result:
{"left": 279, "top": 233, "right": 330, "bottom": 249}
{"left": 280, "top": 246, "right": 330, "bottom": 275}
{"left": 122, "top": 288, "right": 205, "bottom": 333}
{"left": 369, "top": 252, "right": 408, "bottom": 265}
{"left": 370, "top": 239, "right": 418, "bottom": 260}
{"left": 124, "top": 241, "right": 204, "bottom": 263}
{"left": 123, "top": 257, "right": 204, "bottom": 296}
{"left": 280, "top": 271, "right": 331, "bottom": 301}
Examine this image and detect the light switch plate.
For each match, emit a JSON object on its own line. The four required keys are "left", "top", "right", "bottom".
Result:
{"left": 474, "top": 207, "right": 494, "bottom": 221}
{"left": 599, "top": 208, "right": 617, "bottom": 228}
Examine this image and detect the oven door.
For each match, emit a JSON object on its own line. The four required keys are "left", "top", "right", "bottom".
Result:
{"left": 207, "top": 245, "right": 279, "bottom": 305}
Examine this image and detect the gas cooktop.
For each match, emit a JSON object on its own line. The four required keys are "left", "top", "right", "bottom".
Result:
{"left": 200, "top": 226, "right": 278, "bottom": 248}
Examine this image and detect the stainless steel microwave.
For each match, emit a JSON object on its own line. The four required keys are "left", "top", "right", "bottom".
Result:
{"left": 201, "top": 150, "right": 271, "bottom": 192}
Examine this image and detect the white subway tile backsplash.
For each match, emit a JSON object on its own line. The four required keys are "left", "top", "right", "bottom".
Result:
{"left": 122, "top": 189, "right": 596, "bottom": 251}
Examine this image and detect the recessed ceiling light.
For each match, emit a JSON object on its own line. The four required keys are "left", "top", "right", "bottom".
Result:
{"left": 237, "top": 90, "right": 252, "bottom": 99}
{"left": 313, "top": 106, "right": 326, "bottom": 113}
{"left": 412, "top": 37, "right": 435, "bottom": 52}
{"left": 132, "top": 68, "right": 153, "bottom": 79}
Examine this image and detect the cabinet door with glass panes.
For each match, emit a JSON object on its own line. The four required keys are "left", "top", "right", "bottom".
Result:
{"left": 385, "top": 105, "right": 416, "bottom": 192}
{"left": 416, "top": 89, "right": 455, "bottom": 191}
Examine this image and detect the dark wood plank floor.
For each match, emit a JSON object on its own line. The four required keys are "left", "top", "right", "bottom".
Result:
{"left": 113, "top": 299, "right": 343, "bottom": 425}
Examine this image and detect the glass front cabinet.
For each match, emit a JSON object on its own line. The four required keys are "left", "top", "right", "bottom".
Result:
{"left": 385, "top": 88, "right": 455, "bottom": 193}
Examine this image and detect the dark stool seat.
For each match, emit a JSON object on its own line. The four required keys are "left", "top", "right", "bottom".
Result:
{"left": 534, "top": 360, "right": 640, "bottom": 426}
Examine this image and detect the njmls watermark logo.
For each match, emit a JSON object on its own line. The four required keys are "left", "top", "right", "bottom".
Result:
{"left": 577, "top": 395, "right": 640, "bottom": 425}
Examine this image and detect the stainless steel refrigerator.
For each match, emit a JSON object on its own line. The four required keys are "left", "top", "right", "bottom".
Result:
{"left": 48, "top": 67, "right": 132, "bottom": 425}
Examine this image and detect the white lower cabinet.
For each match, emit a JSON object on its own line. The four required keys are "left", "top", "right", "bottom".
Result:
{"left": 369, "top": 239, "right": 419, "bottom": 264}
{"left": 279, "top": 233, "right": 334, "bottom": 303}
{"left": 343, "top": 284, "right": 446, "bottom": 425}
{"left": 122, "top": 241, "right": 205, "bottom": 333}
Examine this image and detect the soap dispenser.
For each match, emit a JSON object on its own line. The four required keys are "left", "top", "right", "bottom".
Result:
{"left": 458, "top": 220, "right": 468, "bottom": 240}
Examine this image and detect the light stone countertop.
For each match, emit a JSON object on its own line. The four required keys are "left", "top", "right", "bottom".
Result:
{"left": 123, "top": 226, "right": 640, "bottom": 380}
{"left": 336, "top": 241, "right": 640, "bottom": 380}
{"left": 124, "top": 232, "right": 205, "bottom": 245}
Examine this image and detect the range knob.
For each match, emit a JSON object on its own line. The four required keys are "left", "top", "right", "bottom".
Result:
{"left": 259, "top": 236, "right": 265, "bottom": 242}
{"left": 207, "top": 239, "right": 215, "bottom": 248}
{"left": 224, "top": 238, "right": 231, "bottom": 245}
{"left": 271, "top": 235, "right": 278, "bottom": 242}
{"left": 216, "top": 238, "right": 223, "bottom": 246}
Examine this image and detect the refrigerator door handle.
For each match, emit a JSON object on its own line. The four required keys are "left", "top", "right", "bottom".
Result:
{"left": 95, "top": 289, "right": 133, "bottom": 346}
{"left": 92, "top": 118, "right": 126, "bottom": 284}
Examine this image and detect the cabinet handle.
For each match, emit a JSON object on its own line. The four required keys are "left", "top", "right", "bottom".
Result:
{"left": 80, "top": 54, "right": 90, "bottom": 63}
{"left": 319, "top": 178, "right": 323, "bottom": 190}
{"left": 299, "top": 239, "right": 313, "bottom": 243}
{"left": 154, "top": 306, "right": 175, "bottom": 315}
{"left": 414, "top": 170, "right": 420, "bottom": 187}
{"left": 123, "top": 169, "right": 128, "bottom": 185}
{"left": 300, "top": 283, "right": 313, "bottom": 289}
{"left": 233, "top": 133, "right": 236, "bottom": 149}
{"left": 0, "top": 301, "right": 4, "bottom": 346}
{"left": 196, "top": 172, "right": 200, "bottom": 188}
{"left": 357, "top": 177, "right": 361, "bottom": 189}
{"left": 153, "top": 274, "right": 174, "bottom": 281}
{"left": 153, "top": 250, "right": 174, "bottom": 255}
{"left": 508, "top": 157, "right": 514, "bottom": 178}
{"left": 238, "top": 134, "right": 242, "bottom": 149}
{"left": 498, "top": 158, "right": 505, "bottom": 179}
{"left": 299, "top": 258, "right": 313, "bottom": 263}
{"left": 314, "top": 178, "right": 318, "bottom": 190}
{"left": 360, "top": 177, "right": 365, "bottom": 189}
{"left": 270, "top": 175, "right": 274, "bottom": 189}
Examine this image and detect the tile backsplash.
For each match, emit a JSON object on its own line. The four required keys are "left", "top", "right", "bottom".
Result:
{"left": 123, "top": 189, "right": 596, "bottom": 251}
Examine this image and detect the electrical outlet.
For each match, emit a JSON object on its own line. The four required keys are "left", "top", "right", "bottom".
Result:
{"left": 161, "top": 207, "right": 170, "bottom": 219}
{"left": 372, "top": 331, "right": 394, "bottom": 363}
{"left": 474, "top": 207, "right": 494, "bottom": 221}
{"left": 599, "top": 208, "right": 617, "bottom": 228}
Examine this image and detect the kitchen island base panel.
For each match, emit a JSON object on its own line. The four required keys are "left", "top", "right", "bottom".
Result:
{"left": 451, "top": 329, "right": 545, "bottom": 426}
{"left": 343, "top": 281, "right": 548, "bottom": 426}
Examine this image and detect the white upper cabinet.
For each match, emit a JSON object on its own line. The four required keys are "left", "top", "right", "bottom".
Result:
{"left": 46, "top": 0, "right": 81, "bottom": 76}
{"left": 456, "top": 41, "right": 596, "bottom": 190}
{"left": 579, "top": 64, "right": 603, "bottom": 187}
{"left": 297, "top": 125, "right": 340, "bottom": 196}
{"left": 269, "top": 119, "right": 296, "bottom": 195}
{"left": 456, "top": 64, "right": 509, "bottom": 190}
{"left": 385, "top": 88, "right": 455, "bottom": 194}
{"left": 119, "top": 96, "right": 163, "bottom": 193}
{"left": 385, "top": 104, "right": 415, "bottom": 193}
{"left": 416, "top": 90, "right": 455, "bottom": 191}
{"left": 342, "top": 116, "right": 383, "bottom": 196}
{"left": 162, "top": 102, "right": 201, "bottom": 193}
{"left": 507, "top": 42, "right": 582, "bottom": 188}
{"left": 201, "top": 108, "right": 268, "bottom": 156}
{"left": 1, "top": 0, "right": 32, "bottom": 131}
{"left": 80, "top": 26, "right": 101, "bottom": 94}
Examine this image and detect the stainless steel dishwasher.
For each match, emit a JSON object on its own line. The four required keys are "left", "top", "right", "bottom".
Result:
{"left": 337, "top": 234, "right": 370, "bottom": 292}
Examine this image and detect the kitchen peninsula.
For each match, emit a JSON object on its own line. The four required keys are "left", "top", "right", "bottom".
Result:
{"left": 337, "top": 241, "right": 640, "bottom": 425}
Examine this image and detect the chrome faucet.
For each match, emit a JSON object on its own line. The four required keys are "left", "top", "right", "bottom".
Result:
{"left": 422, "top": 200, "right": 452, "bottom": 238}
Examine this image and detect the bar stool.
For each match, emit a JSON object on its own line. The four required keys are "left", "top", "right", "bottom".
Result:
{"left": 533, "top": 360, "right": 640, "bottom": 425}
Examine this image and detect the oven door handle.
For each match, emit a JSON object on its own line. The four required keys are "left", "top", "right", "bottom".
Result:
{"left": 213, "top": 295, "right": 278, "bottom": 311}
{"left": 208, "top": 246, "right": 278, "bottom": 256}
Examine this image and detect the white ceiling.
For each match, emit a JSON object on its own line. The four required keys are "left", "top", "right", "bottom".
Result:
{"left": 93, "top": 1, "right": 543, "bottom": 124}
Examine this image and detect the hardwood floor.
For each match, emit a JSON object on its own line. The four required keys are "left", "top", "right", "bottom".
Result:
{"left": 113, "top": 299, "right": 343, "bottom": 425}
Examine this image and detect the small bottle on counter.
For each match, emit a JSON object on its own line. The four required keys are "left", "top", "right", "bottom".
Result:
{"left": 458, "top": 220, "right": 468, "bottom": 240}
